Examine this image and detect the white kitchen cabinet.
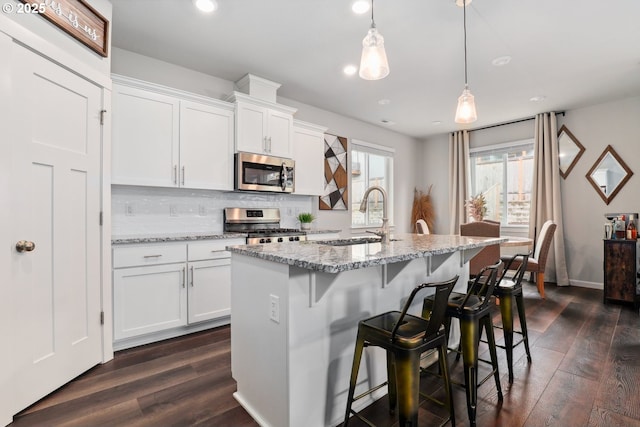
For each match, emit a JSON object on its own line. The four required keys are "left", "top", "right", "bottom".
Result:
{"left": 232, "top": 92, "right": 297, "bottom": 158}
{"left": 113, "top": 262, "right": 187, "bottom": 340}
{"left": 293, "top": 120, "right": 328, "bottom": 196}
{"left": 112, "top": 237, "right": 244, "bottom": 349}
{"left": 112, "top": 76, "right": 234, "bottom": 190}
{"left": 180, "top": 100, "right": 234, "bottom": 190}
{"left": 187, "top": 259, "right": 232, "bottom": 323}
{"left": 112, "top": 83, "right": 179, "bottom": 187}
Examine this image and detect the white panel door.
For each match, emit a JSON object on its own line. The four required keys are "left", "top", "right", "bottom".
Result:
{"left": 188, "top": 259, "right": 232, "bottom": 324}
{"left": 9, "top": 43, "right": 103, "bottom": 414}
{"left": 180, "top": 100, "right": 234, "bottom": 190}
{"left": 112, "top": 84, "right": 180, "bottom": 186}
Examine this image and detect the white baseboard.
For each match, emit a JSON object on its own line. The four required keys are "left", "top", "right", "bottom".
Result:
{"left": 569, "top": 279, "right": 603, "bottom": 290}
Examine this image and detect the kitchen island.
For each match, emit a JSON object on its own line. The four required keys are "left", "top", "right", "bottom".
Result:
{"left": 227, "top": 233, "right": 505, "bottom": 427}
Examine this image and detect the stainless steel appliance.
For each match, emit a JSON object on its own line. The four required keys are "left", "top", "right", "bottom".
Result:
{"left": 235, "top": 152, "right": 295, "bottom": 193}
{"left": 224, "top": 207, "right": 306, "bottom": 245}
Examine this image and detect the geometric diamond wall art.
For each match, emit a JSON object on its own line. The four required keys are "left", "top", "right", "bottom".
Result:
{"left": 319, "top": 134, "right": 348, "bottom": 210}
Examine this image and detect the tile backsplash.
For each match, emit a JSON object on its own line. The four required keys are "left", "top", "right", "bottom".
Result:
{"left": 112, "top": 185, "right": 313, "bottom": 237}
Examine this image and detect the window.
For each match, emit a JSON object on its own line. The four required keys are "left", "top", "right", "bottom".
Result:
{"left": 351, "top": 140, "right": 394, "bottom": 227}
{"left": 469, "top": 140, "right": 534, "bottom": 227}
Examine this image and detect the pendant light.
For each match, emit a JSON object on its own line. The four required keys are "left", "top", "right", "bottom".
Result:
{"left": 359, "top": 0, "right": 389, "bottom": 80}
{"left": 454, "top": 0, "right": 478, "bottom": 123}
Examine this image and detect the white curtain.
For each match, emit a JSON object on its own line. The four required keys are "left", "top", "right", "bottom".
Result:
{"left": 530, "top": 113, "right": 569, "bottom": 286}
{"left": 448, "top": 130, "right": 470, "bottom": 234}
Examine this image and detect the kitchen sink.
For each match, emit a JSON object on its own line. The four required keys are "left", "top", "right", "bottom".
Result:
{"left": 313, "top": 237, "right": 400, "bottom": 246}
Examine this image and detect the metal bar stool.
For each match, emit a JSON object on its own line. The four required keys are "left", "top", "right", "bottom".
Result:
{"left": 492, "top": 253, "right": 532, "bottom": 383}
{"left": 343, "top": 276, "right": 459, "bottom": 427}
{"left": 423, "top": 261, "right": 503, "bottom": 427}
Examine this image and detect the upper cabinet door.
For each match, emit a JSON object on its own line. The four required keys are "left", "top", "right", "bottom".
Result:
{"left": 112, "top": 84, "right": 180, "bottom": 187}
{"left": 180, "top": 100, "right": 234, "bottom": 190}
{"left": 267, "top": 109, "right": 294, "bottom": 158}
{"left": 235, "top": 100, "right": 293, "bottom": 158}
{"left": 235, "top": 102, "right": 268, "bottom": 155}
{"left": 292, "top": 121, "right": 327, "bottom": 196}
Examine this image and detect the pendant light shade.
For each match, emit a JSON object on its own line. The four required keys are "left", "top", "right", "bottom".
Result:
{"left": 455, "top": 86, "right": 477, "bottom": 123}
{"left": 359, "top": 0, "right": 389, "bottom": 80}
{"left": 454, "top": 0, "right": 477, "bottom": 123}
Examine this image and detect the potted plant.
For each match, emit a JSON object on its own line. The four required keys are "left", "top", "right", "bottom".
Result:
{"left": 297, "top": 212, "right": 315, "bottom": 231}
{"left": 466, "top": 194, "right": 487, "bottom": 222}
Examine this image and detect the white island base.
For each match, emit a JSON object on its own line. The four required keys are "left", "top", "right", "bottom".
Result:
{"left": 230, "top": 247, "right": 475, "bottom": 427}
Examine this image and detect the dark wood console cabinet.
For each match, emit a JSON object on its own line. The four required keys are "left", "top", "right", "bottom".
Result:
{"left": 603, "top": 239, "right": 639, "bottom": 309}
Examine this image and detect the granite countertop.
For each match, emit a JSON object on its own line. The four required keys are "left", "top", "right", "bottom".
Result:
{"left": 112, "top": 232, "right": 247, "bottom": 245}
{"left": 226, "top": 233, "right": 507, "bottom": 273}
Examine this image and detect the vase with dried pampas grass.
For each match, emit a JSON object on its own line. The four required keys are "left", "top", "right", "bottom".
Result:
{"left": 411, "top": 186, "right": 435, "bottom": 233}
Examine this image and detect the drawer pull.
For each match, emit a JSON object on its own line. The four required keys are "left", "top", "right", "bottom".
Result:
{"left": 143, "top": 254, "right": 163, "bottom": 258}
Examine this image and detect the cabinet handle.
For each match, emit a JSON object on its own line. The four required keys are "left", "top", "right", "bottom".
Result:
{"left": 190, "top": 265, "right": 194, "bottom": 287}
{"left": 182, "top": 266, "right": 186, "bottom": 288}
{"left": 143, "top": 254, "right": 163, "bottom": 258}
{"left": 263, "top": 136, "right": 268, "bottom": 152}
{"left": 181, "top": 166, "right": 185, "bottom": 185}
{"left": 268, "top": 136, "right": 272, "bottom": 153}
{"left": 173, "top": 165, "right": 178, "bottom": 184}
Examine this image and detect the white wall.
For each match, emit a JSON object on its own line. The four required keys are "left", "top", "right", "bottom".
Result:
{"left": 421, "top": 96, "right": 640, "bottom": 287}
{"left": 559, "top": 96, "right": 640, "bottom": 288}
{"left": 111, "top": 48, "right": 421, "bottom": 236}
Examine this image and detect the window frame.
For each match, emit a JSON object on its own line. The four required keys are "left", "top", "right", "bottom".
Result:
{"left": 350, "top": 139, "right": 395, "bottom": 230}
{"left": 469, "top": 138, "right": 534, "bottom": 231}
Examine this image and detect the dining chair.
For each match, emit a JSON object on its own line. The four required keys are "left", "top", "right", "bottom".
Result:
{"left": 503, "top": 220, "right": 556, "bottom": 299}
{"left": 460, "top": 221, "right": 500, "bottom": 277}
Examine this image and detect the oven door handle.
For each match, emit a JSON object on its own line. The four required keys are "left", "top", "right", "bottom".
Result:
{"left": 280, "top": 162, "right": 288, "bottom": 191}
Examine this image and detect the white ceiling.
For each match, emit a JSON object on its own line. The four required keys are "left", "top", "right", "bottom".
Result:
{"left": 110, "top": 0, "right": 640, "bottom": 139}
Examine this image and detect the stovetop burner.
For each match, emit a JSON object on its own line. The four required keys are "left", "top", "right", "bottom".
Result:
{"left": 247, "top": 228, "right": 305, "bottom": 236}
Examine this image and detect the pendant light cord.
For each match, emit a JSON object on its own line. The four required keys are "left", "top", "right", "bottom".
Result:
{"left": 463, "top": 0, "right": 468, "bottom": 87}
{"left": 371, "top": 0, "right": 376, "bottom": 27}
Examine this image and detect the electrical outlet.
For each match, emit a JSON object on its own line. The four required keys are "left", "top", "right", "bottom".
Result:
{"left": 269, "top": 294, "right": 280, "bottom": 323}
{"left": 125, "top": 203, "right": 134, "bottom": 216}
{"left": 198, "top": 204, "right": 207, "bottom": 217}
{"left": 170, "top": 204, "right": 178, "bottom": 217}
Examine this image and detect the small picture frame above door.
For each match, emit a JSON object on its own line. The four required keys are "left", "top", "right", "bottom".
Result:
{"left": 586, "top": 145, "right": 633, "bottom": 205}
{"left": 558, "top": 125, "right": 585, "bottom": 179}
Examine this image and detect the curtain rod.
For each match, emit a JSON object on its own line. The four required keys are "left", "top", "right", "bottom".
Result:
{"left": 469, "top": 111, "right": 565, "bottom": 133}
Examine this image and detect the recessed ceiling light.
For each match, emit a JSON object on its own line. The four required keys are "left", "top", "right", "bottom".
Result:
{"left": 530, "top": 95, "right": 546, "bottom": 102}
{"left": 432, "top": 121, "right": 442, "bottom": 126}
{"left": 343, "top": 65, "right": 358, "bottom": 76}
{"left": 193, "top": 0, "right": 217, "bottom": 13}
{"left": 455, "top": 0, "right": 472, "bottom": 7}
{"left": 378, "top": 99, "right": 391, "bottom": 105}
{"left": 352, "top": 1, "right": 370, "bottom": 14}
{"left": 380, "top": 119, "right": 396, "bottom": 125}
{"left": 491, "top": 56, "right": 511, "bottom": 67}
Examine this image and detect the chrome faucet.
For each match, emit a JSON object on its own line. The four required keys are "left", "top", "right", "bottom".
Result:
{"left": 359, "top": 185, "right": 390, "bottom": 243}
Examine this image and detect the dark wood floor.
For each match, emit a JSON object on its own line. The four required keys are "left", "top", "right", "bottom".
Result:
{"left": 10, "top": 283, "right": 640, "bottom": 427}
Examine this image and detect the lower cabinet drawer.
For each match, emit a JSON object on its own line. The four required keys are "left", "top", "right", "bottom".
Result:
{"left": 188, "top": 239, "right": 245, "bottom": 261}
{"left": 113, "top": 244, "right": 187, "bottom": 268}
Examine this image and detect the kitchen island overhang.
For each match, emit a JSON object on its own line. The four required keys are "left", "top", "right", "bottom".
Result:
{"left": 227, "top": 234, "right": 506, "bottom": 427}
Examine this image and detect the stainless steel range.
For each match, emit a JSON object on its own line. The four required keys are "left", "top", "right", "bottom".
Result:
{"left": 224, "top": 207, "right": 307, "bottom": 245}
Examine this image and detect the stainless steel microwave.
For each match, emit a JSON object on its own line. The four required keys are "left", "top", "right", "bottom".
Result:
{"left": 235, "top": 152, "right": 295, "bottom": 193}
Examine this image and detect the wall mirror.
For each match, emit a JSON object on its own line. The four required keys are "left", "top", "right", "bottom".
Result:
{"left": 586, "top": 145, "right": 633, "bottom": 205}
{"left": 558, "top": 125, "right": 585, "bottom": 178}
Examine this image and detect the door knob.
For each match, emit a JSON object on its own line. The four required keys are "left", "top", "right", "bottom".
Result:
{"left": 16, "top": 240, "right": 35, "bottom": 253}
